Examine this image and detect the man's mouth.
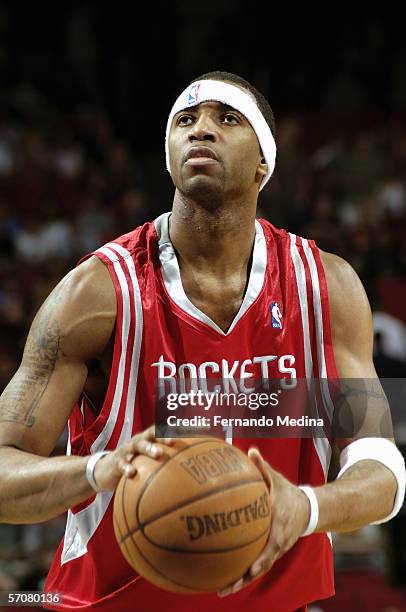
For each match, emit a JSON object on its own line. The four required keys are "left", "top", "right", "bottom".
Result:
{"left": 184, "top": 146, "right": 220, "bottom": 166}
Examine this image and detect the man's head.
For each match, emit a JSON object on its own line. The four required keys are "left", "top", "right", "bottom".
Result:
{"left": 166, "top": 71, "right": 276, "bottom": 203}
{"left": 195, "top": 71, "right": 276, "bottom": 137}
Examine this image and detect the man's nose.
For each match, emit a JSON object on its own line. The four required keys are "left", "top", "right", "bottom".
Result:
{"left": 188, "top": 115, "right": 218, "bottom": 143}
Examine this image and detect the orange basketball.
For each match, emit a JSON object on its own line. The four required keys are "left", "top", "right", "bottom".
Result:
{"left": 113, "top": 437, "right": 271, "bottom": 594}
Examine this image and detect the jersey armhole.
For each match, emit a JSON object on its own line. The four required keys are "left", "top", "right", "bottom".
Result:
{"left": 74, "top": 249, "right": 124, "bottom": 445}
{"left": 310, "top": 243, "right": 340, "bottom": 381}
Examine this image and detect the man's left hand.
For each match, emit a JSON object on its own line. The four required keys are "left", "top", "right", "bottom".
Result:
{"left": 218, "top": 448, "right": 311, "bottom": 597}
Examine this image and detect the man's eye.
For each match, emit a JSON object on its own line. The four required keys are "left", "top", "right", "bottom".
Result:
{"left": 222, "top": 113, "right": 239, "bottom": 124}
{"left": 177, "top": 115, "right": 193, "bottom": 126}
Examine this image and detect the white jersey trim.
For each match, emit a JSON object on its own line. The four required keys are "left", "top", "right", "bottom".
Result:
{"left": 154, "top": 212, "right": 267, "bottom": 336}
{"left": 61, "top": 243, "right": 143, "bottom": 565}
{"left": 302, "top": 239, "right": 335, "bottom": 423}
{"left": 289, "top": 233, "right": 331, "bottom": 480}
{"left": 289, "top": 233, "right": 313, "bottom": 379}
{"left": 91, "top": 246, "right": 133, "bottom": 452}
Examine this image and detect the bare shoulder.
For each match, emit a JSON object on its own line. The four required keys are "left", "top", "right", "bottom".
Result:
{"left": 0, "top": 256, "right": 116, "bottom": 451}
{"left": 57, "top": 255, "right": 115, "bottom": 308}
{"left": 319, "top": 250, "right": 366, "bottom": 300}
{"left": 319, "top": 250, "right": 374, "bottom": 370}
{"left": 31, "top": 255, "right": 117, "bottom": 363}
{"left": 319, "top": 250, "right": 371, "bottom": 326}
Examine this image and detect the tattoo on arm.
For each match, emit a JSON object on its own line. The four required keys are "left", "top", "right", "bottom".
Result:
{"left": 333, "top": 379, "right": 393, "bottom": 438}
{"left": 0, "top": 311, "right": 61, "bottom": 428}
{"left": 336, "top": 380, "right": 387, "bottom": 404}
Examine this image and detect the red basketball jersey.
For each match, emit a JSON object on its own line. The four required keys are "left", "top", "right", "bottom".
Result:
{"left": 45, "top": 213, "right": 338, "bottom": 611}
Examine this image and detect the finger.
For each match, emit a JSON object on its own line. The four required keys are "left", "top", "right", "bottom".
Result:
{"left": 250, "top": 553, "right": 273, "bottom": 577}
{"left": 142, "top": 426, "right": 175, "bottom": 447}
{"left": 125, "top": 435, "right": 169, "bottom": 461}
{"left": 136, "top": 439, "right": 163, "bottom": 458}
{"left": 117, "top": 456, "right": 136, "bottom": 478}
{"left": 250, "top": 538, "right": 279, "bottom": 576}
{"left": 126, "top": 436, "right": 162, "bottom": 458}
{"left": 142, "top": 425, "right": 157, "bottom": 440}
{"left": 248, "top": 447, "right": 272, "bottom": 490}
{"left": 218, "top": 573, "right": 252, "bottom": 597}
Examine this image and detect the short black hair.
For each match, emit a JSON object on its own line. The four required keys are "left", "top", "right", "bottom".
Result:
{"left": 190, "top": 71, "right": 276, "bottom": 138}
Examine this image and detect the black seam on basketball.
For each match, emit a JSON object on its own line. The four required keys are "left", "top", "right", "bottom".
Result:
{"left": 115, "top": 441, "right": 267, "bottom": 593}
{"left": 143, "top": 522, "right": 270, "bottom": 554}
{"left": 119, "top": 478, "right": 199, "bottom": 592}
{"left": 113, "top": 512, "right": 136, "bottom": 568}
{"left": 120, "top": 478, "right": 265, "bottom": 543}
{"left": 123, "top": 517, "right": 268, "bottom": 593}
{"left": 116, "top": 438, "right": 214, "bottom": 547}
{"left": 126, "top": 522, "right": 215, "bottom": 593}
{"left": 134, "top": 439, "right": 238, "bottom": 539}
{"left": 120, "top": 476, "right": 133, "bottom": 550}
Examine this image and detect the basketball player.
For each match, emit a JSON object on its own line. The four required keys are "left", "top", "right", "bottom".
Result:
{"left": 0, "top": 72, "right": 404, "bottom": 612}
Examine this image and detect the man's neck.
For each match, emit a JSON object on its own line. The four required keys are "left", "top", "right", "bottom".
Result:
{"left": 169, "top": 191, "right": 257, "bottom": 275}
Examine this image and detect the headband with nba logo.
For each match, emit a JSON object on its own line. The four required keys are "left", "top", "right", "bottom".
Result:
{"left": 165, "top": 79, "right": 277, "bottom": 191}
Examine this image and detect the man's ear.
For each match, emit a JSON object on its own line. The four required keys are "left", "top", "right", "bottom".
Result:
{"left": 256, "top": 156, "right": 268, "bottom": 182}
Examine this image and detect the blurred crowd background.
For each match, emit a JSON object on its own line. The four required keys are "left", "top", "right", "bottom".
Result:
{"left": 0, "top": 3, "right": 405, "bottom": 610}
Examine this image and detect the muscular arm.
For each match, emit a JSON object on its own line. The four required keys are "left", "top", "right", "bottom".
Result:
{"left": 0, "top": 256, "right": 117, "bottom": 523}
{"left": 311, "top": 251, "right": 398, "bottom": 531}
{"left": 259, "top": 253, "right": 399, "bottom": 538}
{"left": 221, "top": 251, "right": 403, "bottom": 595}
{"left": 0, "top": 250, "right": 176, "bottom": 525}
{"left": 0, "top": 252, "right": 169, "bottom": 525}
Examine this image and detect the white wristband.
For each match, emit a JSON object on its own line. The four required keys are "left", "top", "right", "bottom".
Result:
{"left": 299, "top": 485, "right": 319, "bottom": 536}
{"left": 86, "top": 451, "right": 111, "bottom": 492}
{"left": 337, "top": 437, "right": 406, "bottom": 524}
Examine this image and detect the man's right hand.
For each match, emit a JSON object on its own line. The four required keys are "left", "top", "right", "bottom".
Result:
{"left": 93, "top": 426, "right": 173, "bottom": 491}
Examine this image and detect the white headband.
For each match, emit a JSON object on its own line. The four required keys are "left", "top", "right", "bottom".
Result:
{"left": 165, "top": 79, "right": 276, "bottom": 191}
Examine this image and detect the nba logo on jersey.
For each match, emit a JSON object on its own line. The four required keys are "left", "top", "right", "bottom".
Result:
{"left": 270, "top": 302, "right": 283, "bottom": 329}
{"left": 188, "top": 83, "right": 201, "bottom": 106}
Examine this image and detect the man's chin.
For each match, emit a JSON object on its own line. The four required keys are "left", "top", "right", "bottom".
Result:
{"left": 181, "top": 175, "right": 225, "bottom": 202}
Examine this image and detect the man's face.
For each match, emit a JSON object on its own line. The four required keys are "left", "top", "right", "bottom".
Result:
{"left": 168, "top": 95, "right": 265, "bottom": 200}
